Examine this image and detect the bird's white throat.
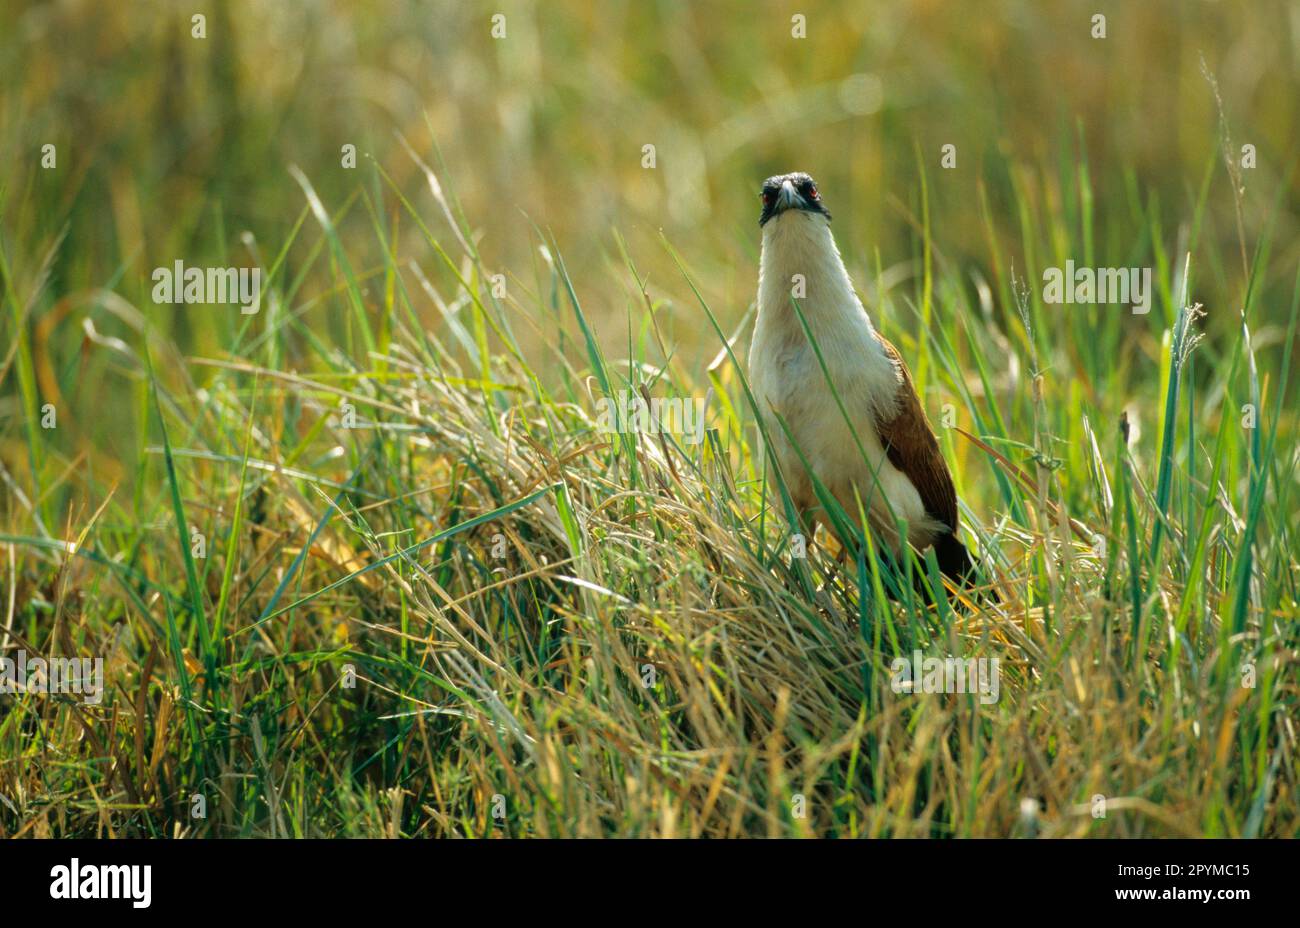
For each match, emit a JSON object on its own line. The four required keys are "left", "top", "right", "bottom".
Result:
{"left": 758, "top": 212, "right": 875, "bottom": 327}
{"left": 754, "top": 212, "right": 896, "bottom": 404}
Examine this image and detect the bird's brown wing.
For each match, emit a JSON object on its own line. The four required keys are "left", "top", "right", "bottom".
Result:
{"left": 873, "top": 335, "right": 959, "bottom": 533}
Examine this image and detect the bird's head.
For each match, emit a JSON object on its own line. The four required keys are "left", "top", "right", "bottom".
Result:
{"left": 759, "top": 172, "right": 831, "bottom": 226}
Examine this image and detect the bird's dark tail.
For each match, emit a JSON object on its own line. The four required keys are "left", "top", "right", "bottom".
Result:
{"left": 933, "top": 532, "right": 999, "bottom": 604}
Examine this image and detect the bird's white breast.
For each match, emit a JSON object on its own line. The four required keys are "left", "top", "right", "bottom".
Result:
{"left": 749, "top": 211, "right": 941, "bottom": 548}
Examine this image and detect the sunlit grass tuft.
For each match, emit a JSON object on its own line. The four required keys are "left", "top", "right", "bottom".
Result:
{"left": 1, "top": 128, "right": 1296, "bottom": 836}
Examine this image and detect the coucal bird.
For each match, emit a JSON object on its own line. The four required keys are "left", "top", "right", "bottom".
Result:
{"left": 749, "top": 171, "right": 987, "bottom": 595}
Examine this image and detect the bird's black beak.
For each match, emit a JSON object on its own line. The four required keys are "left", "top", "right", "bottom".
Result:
{"left": 774, "top": 179, "right": 802, "bottom": 214}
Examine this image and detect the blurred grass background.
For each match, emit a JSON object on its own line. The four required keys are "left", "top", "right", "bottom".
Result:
{"left": 4, "top": 1, "right": 1298, "bottom": 423}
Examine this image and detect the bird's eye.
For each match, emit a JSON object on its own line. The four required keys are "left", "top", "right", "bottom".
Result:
{"left": 806, "top": 184, "right": 819, "bottom": 199}
{"left": 762, "top": 191, "right": 774, "bottom": 205}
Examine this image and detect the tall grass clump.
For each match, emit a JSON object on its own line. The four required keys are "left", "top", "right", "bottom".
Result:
{"left": 1, "top": 125, "right": 1295, "bottom": 836}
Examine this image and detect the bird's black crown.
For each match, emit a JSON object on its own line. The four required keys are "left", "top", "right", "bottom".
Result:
{"left": 759, "top": 172, "right": 831, "bottom": 226}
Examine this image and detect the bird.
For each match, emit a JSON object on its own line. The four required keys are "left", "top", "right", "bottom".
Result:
{"left": 748, "top": 171, "right": 988, "bottom": 597}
